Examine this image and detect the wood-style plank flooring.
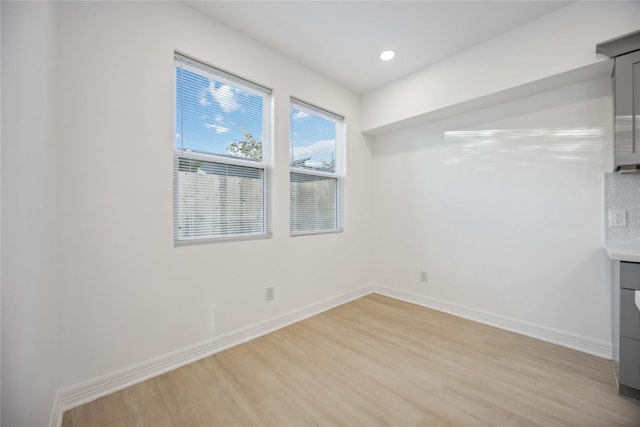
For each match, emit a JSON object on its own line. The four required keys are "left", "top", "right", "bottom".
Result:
{"left": 62, "top": 294, "right": 640, "bottom": 426}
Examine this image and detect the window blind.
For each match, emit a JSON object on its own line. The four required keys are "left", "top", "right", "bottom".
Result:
{"left": 174, "top": 54, "right": 271, "bottom": 244}
{"left": 289, "top": 99, "right": 344, "bottom": 235}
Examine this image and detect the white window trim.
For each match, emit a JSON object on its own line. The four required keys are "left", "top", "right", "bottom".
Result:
{"left": 289, "top": 98, "right": 345, "bottom": 236}
{"left": 173, "top": 53, "right": 273, "bottom": 245}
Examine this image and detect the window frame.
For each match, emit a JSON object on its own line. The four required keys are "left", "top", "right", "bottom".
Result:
{"left": 289, "top": 97, "right": 345, "bottom": 236}
{"left": 173, "top": 52, "right": 273, "bottom": 246}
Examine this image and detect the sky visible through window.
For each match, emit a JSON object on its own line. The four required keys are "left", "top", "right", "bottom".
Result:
{"left": 290, "top": 106, "right": 336, "bottom": 173}
{"left": 175, "top": 64, "right": 336, "bottom": 172}
{"left": 176, "top": 66, "right": 264, "bottom": 160}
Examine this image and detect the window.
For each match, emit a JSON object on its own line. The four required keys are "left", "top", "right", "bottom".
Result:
{"left": 174, "top": 53, "right": 272, "bottom": 244}
{"left": 289, "top": 98, "right": 344, "bottom": 235}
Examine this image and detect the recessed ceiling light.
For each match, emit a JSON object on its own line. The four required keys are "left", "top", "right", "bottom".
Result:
{"left": 379, "top": 50, "right": 396, "bottom": 61}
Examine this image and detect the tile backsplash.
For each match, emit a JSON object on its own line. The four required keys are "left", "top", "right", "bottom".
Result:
{"left": 606, "top": 172, "right": 640, "bottom": 242}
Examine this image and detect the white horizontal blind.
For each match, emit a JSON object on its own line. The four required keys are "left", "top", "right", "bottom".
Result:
{"left": 174, "top": 53, "right": 271, "bottom": 244}
{"left": 290, "top": 98, "right": 344, "bottom": 235}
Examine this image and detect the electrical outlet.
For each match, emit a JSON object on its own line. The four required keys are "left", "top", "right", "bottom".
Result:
{"left": 419, "top": 271, "right": 428, "bottom": 283}
{"left": 265, "top": 286, "right": 274, "bottom": 301}
{"left": 609, "top": 209, "right": 627, "bottom": 227}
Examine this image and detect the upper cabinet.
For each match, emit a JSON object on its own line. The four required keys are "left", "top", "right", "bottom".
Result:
{"left": 597, "top": 30, "right": 640, "bottom": 172}
{"left": 614, "top": 51, "right": 640, "bottom": 170}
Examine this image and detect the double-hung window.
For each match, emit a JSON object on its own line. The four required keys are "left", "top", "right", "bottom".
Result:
{"left": 174, "top": 53, "right": 272, "bottom": 244}
{"left": 289, "top": 98, "right": 344, "bottom": 235}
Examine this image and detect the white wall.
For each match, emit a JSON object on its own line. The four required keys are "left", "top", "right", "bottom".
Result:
{"left": 55, "top": 1, "right": 372, "bottom": 389}
{"left": 1, "top": 1, "right": 625, "bottom": 423}
{"left": 362, "top": 1, "right": 640, "bottom": 133}
{"left": 372, "top": 77, "right": 613, "bottom": 345}
{"left": 1, "top": 2, "right": 59, "bottom": 426}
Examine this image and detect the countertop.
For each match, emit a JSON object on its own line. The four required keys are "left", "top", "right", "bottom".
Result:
{"left": 604, "top": 242, "right": 640, "bottom": 262}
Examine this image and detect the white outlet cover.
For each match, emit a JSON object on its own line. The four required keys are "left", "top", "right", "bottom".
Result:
{"left": 609, "top": 209, "right": 627, "bottom": 227}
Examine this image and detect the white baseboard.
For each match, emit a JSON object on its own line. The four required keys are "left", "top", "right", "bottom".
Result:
{"left": 50, "top": 284, "right": 374, "bottom": 427}
{"left": 49, "top": 392, "right": 64, "bottom": 427}
{"left": 371, "top": 284, "right": 613, "bottom": 359}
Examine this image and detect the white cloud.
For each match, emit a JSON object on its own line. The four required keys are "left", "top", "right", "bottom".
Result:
{"left": 293, "top": 110, "right": 310, "bottom": 120}
{"left": 208, "top": 83, "right": 240, "bottom": 113}
{"left": 291, "top": 139, "right": 334, "bottom": 158}
{"left": 204, "top": 123, "right": 230, "bottom": 134}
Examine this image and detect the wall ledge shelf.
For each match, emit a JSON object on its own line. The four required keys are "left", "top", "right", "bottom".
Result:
{"left": 362, "top": 60, "right": 613, "bottom": 137}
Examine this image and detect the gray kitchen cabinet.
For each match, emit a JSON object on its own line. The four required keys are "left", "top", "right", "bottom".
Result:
{"left": 614, "top": 262, "right": 640, "bottom": 400}
{"left": 597, "top": 30, "right": 640, "bottom": 171}
{"left": 620, "top": 337, "right": 640, "bottom": 390}
{"left": 619, "top": 260, "right": 640, "bottom": 289}
{"left": 613, "top": 50, "right": 640, "bottom": 169}
{"left": 621, "top": 288, "right": 640, "bottom": 340}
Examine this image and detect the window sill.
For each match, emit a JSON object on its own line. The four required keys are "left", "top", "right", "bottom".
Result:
{"left": 174, "top": 232, "right": 272, "bottom": 247}
{"left": 290, "top": 228, "right": 344, "bottom": 238}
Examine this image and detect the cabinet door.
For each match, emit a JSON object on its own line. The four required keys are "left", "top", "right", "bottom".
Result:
{"left": 615, "top": 50, "right": 640, "bottom": 168}
{"left": 621, "top": 288, "right": 640, "bottom": 340}
{"left": 619, "top": 337, "right": 640, "bottom": 389}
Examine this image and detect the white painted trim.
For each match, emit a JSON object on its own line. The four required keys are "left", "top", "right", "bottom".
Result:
{"left": 49, "top": 392, "right": 63, "bottom": 427}
{"left": 371, "top": 284, "right": 613, "bottom": 360}
{"left": 50, "top": 284, "right": 374, "bottom": 427}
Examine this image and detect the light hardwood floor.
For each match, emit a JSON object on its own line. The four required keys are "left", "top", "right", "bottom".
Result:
{"left": 62, "top": 294, "right": 640, "bottom": 426}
